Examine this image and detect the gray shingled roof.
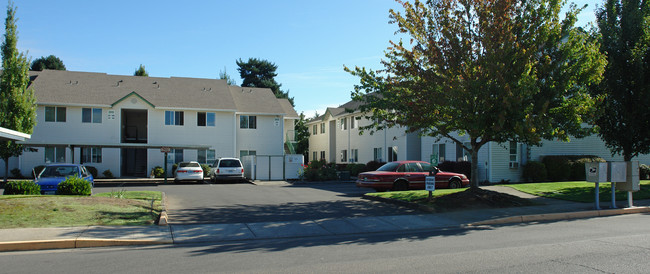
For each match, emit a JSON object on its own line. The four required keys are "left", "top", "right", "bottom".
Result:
{"left": 278, "top": 99, "right": 299, "bottom": 119}
{"left": 28, "top": 70, "right": 298, "bottom": 117}
{"left": 306, "top": 98, "right": 364, "bottom": 124}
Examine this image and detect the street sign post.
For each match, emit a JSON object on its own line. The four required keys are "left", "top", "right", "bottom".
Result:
{"left": 426, "top": 176, "right": 436, "bottom": 201}
{"left": 161, "top": 147, "right": 170, "bottom": 184}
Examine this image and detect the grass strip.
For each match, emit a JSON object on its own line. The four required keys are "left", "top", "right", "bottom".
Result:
{"left": 0, "top": 191, "right": 162, "bottom": 228}
{"left": 506, "top": 181, "right": 650, "bottom": 203}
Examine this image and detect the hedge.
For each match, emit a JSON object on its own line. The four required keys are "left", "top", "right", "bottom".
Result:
{"left": 4, "top": 180, "right": 40, "bottom": 195}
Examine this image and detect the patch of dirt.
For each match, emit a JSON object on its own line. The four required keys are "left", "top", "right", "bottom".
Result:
{"left": 73, "top": 197, "right": 146, "bottom": 207}
{"left": 420, "top": 188, "right": 536, "bottom": 212}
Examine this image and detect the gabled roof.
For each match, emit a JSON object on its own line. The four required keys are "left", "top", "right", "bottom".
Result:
{"left": 278, "top": 99, "right": 299, "bottom": 119}
{"left": 28, "top": 70, "right": 299, "bottom": 117}
{"left": 229, "top": 86, "right": 286, "bottom": 115}
{"left": 307, "top": 98, "right": 364, "bottom": 124}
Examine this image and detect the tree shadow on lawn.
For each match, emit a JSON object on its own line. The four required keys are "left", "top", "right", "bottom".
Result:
{"left": 540, "top": 186, "right": 647, "bottom": 203}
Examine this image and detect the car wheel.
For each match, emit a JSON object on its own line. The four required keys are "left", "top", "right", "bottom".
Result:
{"left": 449, "top": 178, "right": 461, "bottom": 189}
{"left": 392, "top": 180, "right": 409, "bottom": 191}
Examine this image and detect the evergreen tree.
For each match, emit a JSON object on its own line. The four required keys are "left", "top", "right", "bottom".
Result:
{"left": 31, "top": 55, "right": 66, "bottom": 71}
{"left": 236, "top": 58, "right": 294, "bottom": 106}
{"left": 294, "top": 112, "right": 310, "bottom": 159}
{"left": 134, "top": 64, "right": 148, "bottom": 76}
{"left": 0, "top": 1, "right": 36, "bottom": 183}
{"left": 218, "top": 66, "right": 237, "bottom": 85}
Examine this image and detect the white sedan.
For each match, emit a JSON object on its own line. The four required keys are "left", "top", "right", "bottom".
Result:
{"left": 174, "top": 161, "right": 204, "bottom": 182}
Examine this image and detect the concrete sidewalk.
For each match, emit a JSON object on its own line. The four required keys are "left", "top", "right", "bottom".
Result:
{"left": 1, "top": 187, "right": 649, "bottom": 252}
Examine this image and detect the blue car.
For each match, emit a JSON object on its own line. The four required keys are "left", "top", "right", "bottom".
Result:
{"left": 35, "top": 164, "right": 94, "bottom": 195}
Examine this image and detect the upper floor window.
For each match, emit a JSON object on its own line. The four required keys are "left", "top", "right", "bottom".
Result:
{"left": 320, "top": 123, "right": 325, "bottom": 134}
{"left": 341, "top": 117, "right": 348, "bottom": 130}
{"left": 240, "top": 115, "right": 257, "bottom": 129}
{"left": 165, "top": 111, "right": 184, "bottom": 126}
{"left": 312, "top": 125, "right": 317, "bottom": 135}
{"left": 197, "top": 112, "right": 215, "bottom": 127}
{"left": 350, "top": 116, "right": 357, "bottom": 129}
{"left": 45, "top": 106, "right": 66, "bottom": 122}
{"left": 82, "top": 108, "right": 102, "bottom": 123}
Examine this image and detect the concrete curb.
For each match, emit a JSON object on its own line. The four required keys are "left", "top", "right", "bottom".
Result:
{"left": 0, "top": 239, "right": 173, "bottom": 252}
{"left": 469, "top": 206, "right": 650, "bottom": 226}
{"left": 158, "top": 192, "right": 169, "bottom": 226}
{"left": 362, "top": 194, "right": 435, "bottom": 212}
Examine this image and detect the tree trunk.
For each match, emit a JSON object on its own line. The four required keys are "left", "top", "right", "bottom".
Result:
{"left": 470, "top": 148, "right": 480, "bottom": 189}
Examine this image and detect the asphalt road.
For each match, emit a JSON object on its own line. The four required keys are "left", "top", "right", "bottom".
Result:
{"left": 1, "top": 214, "right": 648, "bottom": 273}
{"left": 94, "top": 181, "right": 421, "bottom": 224}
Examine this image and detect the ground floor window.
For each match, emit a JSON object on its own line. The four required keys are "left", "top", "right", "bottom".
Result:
{"left": 320, "top": 151, "right": 325, "bottom": 160}
{"left": 240, "top": 150, "right": 257, "bottom": 158}
{"left": 388, "top": 146, "right": 398, "bottom": 162}
{"left": 82, "top": 147, "right": 102, "bottom": 163}
{"left": 312, "top": 151, "right": 317, "bottom": 162}
{"left": 350, "top": 149, "right": 358, "bottom": 163}
{"left": 167, "top": 149, "right": 183, "bottom": 165}
{"left": 432, "top": 144, "right": 446, "bottom": 164}
{"left": 45, "top": 146, "right": 66, "bottom": 163}
{"left": 197, "top": 149, "right": 216, "bottom": 164}
{"left": 340, "top": 150, "right": 347, "bottom": 163}
{"left": 373, "top": 147, "right": 383, "bottom": 162}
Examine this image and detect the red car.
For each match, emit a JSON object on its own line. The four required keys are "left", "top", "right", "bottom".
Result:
{"left": 356, "top": 161, "right": 470, "bottom": 191}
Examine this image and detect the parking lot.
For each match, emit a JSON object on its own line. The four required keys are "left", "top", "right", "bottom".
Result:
{"left": 94, "top": 181, "right": 420, "bottom": 224}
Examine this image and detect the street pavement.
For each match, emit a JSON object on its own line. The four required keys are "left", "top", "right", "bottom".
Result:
{"left": 1, "top": 182, "right": 649, "bottom": 252}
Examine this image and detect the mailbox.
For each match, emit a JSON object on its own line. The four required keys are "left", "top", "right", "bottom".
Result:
{"left": 585, "top": 162, "right": 608, "bottom": 183}
{"left": 608, "top": 162, "right": 626, "bottom": 182}
{"left": 618, "top": 161, "right": 640, "bottom": 192}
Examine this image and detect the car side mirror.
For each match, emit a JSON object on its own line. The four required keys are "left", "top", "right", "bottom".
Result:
{"left": 429, "top": 167, "right": 440, "bottom": 176}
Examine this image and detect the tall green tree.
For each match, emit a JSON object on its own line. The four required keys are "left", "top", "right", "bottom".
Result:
{"left": 218, "top": 66, "right": 237, "bottom": 85}
{"left": 236, "top": 57, "right": 294, "bottom": 106}
{"left": 134, "top": 64, "right": 148, "bottom": 76}
{"left": 593, "top": 0, "right": 650, "bottom": 161}
{"left": 294, "top": 112, "right": 310, "bottom": 160}
{"left": 0, "top": 1, "right": 36, "bottom": 183}
{"left": 31, "top": 55, "right": 66, "bottom": 71}
{"left": 345, "top": 0, "right": 605, "bottom": 188}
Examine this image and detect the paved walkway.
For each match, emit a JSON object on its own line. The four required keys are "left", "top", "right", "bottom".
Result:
{"left": 1, "top": 185, "right": 648, "bottom": 252}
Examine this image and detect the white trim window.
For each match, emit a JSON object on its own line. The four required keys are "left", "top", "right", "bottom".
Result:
{"left": 312, "top": 151, "right": 317, "bottom": 162}
{"left": 167, "top": 149, "right": 183, "bottom": 165}
{"left": 82, "top": 147, "right": 102, "bottom": 163}
{"left": 341, "top": 117, "right": 348, "bottom": 130}
{"left": 197, "top": 149, "right": 216, "bottom": 164}
{"left": 340, "top": 150, "right": 348, "bottom": 163}
{"left": 350, "top": 149, "right": 358, "bottom": 162}
{"left": 240, "top": 115, "right": 257, "bottom": 129}
{"left": 165, "top": 111, "right": 184, "bottom": 126}
{"left": 320, "top": 123, "right": 325, "bottom": 134}
{"left": 82, "top": 108, "right": 102, "bottom": 123}
{"left": 197, "top": 112, "right": 215, "bottom": 127}
{"left": 240, "top": 150, "right": 257, "bottom": 158}
{"left": 45, "top": 146, "right": 65, "bottom": 163}
{"left": 373, "top": 147, "right": 383, "bottom": 162}
{"left": 509, "top": 141, "right": 519, "bottom": 168}
{"left": 312, "top": 125, "right": 317, "bottom": 135}
{"left": 320, "top": 151, "right": 325, "bottom": 160}
{"left": 45, "top": 106, "right": 66, "bottom": 122}
{"left": 432, "top": 144, "right": 446, "bottom": 163}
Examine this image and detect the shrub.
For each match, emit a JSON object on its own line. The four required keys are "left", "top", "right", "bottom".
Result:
{"left": 542, "top": 156, "right": 571, "bottom": 182}
{"left": 103, "top": 169, "right": 115, "bottom": 179}
{"left": 640, "top": 164, "right": 650, "bottom": 180}
{"left": 200, "top": 164, "right": 211, "bottom": 178}
{"left": 172, "top": 164, "right": 178, "bottom": 174}
{"left": 346, "top": 164, "right": 366, "bottom": 177}
{"left": 33, "top": 165, "right": 46, "bottom": 178}
{"left": 10, "top": 168, "right": 23, "bottom": 179}
{"left": 568, "top": 156, "right": 605, "bottom": 181}
{"left": 303, "top": 160, "right": 339, "bottom": 181}
{"left": 56, "top": 176, "right": 92, "bottom": 195}
{"left": 85, "top": 166, "right": 98, "bottom": 178}
{"left": 364, "top": 161, "right": 385, "bottom": 172}
{"left": 152, "top": 166, "right": 165, "bottom": 178}
{"left": 4, "top": 180, "right": 40, "bottom": 195}
{"left": 522, "top": 161, "right": 547, "bottom": 182}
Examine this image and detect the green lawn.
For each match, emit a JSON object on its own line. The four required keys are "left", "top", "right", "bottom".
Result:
{"left": 506, "top": 180, "right": 650, "bottom": 203}
{"left": 0, "top": 191, "right": 162, "bottom": 228}
{"left": 366, "top": 188, "right": 466, "bottom": 202}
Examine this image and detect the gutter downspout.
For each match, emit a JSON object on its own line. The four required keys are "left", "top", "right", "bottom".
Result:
{"left": 233, "top": 113, "right": 237, "bottom": 158}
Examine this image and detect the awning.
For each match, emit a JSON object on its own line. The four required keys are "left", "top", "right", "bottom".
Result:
{"left": 0, "top": 127, "right": 31, "bottom": 141}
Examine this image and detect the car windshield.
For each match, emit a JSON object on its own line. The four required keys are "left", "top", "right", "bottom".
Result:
{"left": 179, "top": 162, "right": 200, "bottom": 168}
{"left": 40, "top": 166, "right": 78, "bottom": 178}
{"left": 377, "top": 162, "right": 400, "bottom": 172}
{"left": 219, "top": 160, "right": 241, "bottom": 168}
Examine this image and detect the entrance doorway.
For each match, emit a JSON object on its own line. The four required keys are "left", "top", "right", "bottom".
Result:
{"left": 122, "top": 148, "right": 147, "bottom": 177}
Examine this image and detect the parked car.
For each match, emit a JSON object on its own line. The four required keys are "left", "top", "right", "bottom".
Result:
{"left": 356, "top": 160, "right": 469, "bottom": 191}
{"left": 174, "top": 161, "right": 205, "bottom": 182}
{"left": 34, "top": 164, "right": 94, "bottom": 195}
{"left": 210, "top": 158, "right": 244, "bottom": 182}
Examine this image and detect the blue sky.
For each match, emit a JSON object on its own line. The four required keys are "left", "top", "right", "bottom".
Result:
{"left": 8, "top": 0, "right": 597, "bottom": 118}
